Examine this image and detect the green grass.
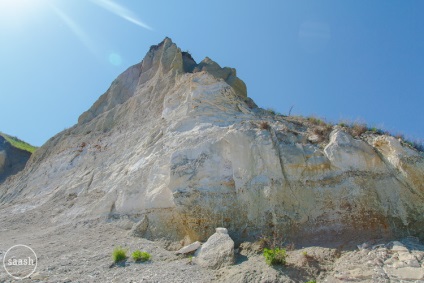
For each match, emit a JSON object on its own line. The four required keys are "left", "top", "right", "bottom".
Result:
{"left": 307, "top": 116, "right": 327, "bottom": 126}
{"left": 0, "top": 132, "right": 37, "bottom": 153}
{"left": 132, "top": 250, "right": 151, "bottom": 262}
{"left": 263, "top": 247, "right": 287, "bottom": 266}
{"left": 112, "top": 247, "right": 127, "bottom": 263}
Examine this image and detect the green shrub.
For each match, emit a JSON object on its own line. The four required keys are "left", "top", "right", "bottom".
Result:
{"left": 305, "top": 281, "right": 316, "bottom": 283}
{"left": 266, "top": 108, "right": 276, "bottom": 115}
{"left": 403, "top": 139, "right": 424, "bottom": 152}
{"left": 263, "top": 247, "right": 287, "bottom": 266}
{"left": 188, "top": 255, "right": 193, "bottom": 264}
{"left": 132, "top": 250, "right": 151, "bottom": 262}
{"left": 112, "top": 247, "right": 127, "bottom": 263}
{"left": 368, "top": 127, "right": 385, "bottom": 135}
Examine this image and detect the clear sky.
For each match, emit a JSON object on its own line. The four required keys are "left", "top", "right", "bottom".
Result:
{"left": 1, "top": 0, "right": 423, "bottom": 146}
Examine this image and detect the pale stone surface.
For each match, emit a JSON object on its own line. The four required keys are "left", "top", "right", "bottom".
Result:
{"left": 328, "top": 238, "right": 424, "bottom": 282}
{"left": 175, "top": 241, "right": 201, "bottom": 254}
{"left": 215, "top": 228, "right": 228, "bottom": 234}
{"left": 31, "top": 272, "right": 48, "bottom": 280}
{"left": 194, "top": 228, "right": 234, "bottom": 269}
{"left": 129, "top": 215, "right": 149, "bottom": 237}
{"left": 324, "top": 128, "right": 385, "bottom": 171}
{"left": 389, "top": 267, "right": 424, "bottom": 280}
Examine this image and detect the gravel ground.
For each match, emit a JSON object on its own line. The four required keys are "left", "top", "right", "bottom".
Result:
{"left": 1, "top": 209, "right": 423, "bottom": 282}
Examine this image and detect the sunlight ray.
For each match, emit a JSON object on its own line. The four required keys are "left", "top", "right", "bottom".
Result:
{"left": 90, "top": 0, "right": 153, "bottom": 31}
{"left": 52, "top": 6, "right": 98, "bottom": 55}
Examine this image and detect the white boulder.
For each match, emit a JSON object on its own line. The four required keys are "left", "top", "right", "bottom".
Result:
{"left": 194, "top": 228, "right": 234, "bottom": 269}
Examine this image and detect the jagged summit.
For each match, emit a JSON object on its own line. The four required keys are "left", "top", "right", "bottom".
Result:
{"left": 78, "top": 37, "right": 247, "bottom": 125}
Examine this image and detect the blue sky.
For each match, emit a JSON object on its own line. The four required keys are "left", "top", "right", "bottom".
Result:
{"left": 1, "top": 0, "right": 423, "bottom": 146}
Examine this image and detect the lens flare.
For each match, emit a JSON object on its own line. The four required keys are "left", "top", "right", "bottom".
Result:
{"left": 108, "top": 53, "right": 122, "bottom": 66}
{"left": 90, "top": 0, "right": 153, "bottom": 30}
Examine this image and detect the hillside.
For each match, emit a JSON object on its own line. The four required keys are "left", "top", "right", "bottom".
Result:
{"left": 0, "top": 132, "right": 34, "bottom": 183}
{"left": 0, "top": 132, "right": 37, "bottom": 154}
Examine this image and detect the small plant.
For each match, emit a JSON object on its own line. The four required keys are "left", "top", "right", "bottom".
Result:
{"left": 350, "top": 123, "right": 367, "bottom": 137}
{"left": 263, "top": 247, "right": 287, "bottom": 266}
{"left": 266, "top": 108, "right": 276, "bottom": 115}
{"left": 259, "top": 121, "right": 270, "bottom": 130}
{"left": 368, "top": 127, "right": 385, "bottom": 135}
{"left": 402, "top": 139, "right": 424, "bottom": 152}
{"left": 307, "top": 116, "right": 326, "bottom": 126}
{"left": 187, "top": 255, "right": 193, "bottom": 265}
{"left": 112, "top": 247, "right": 127, "bottom": 263}
{"left": 305, "top": 281, "right": 316, "bottom": 283}
{"left": 132, "top": 250, "right": 151, "bottom": 262}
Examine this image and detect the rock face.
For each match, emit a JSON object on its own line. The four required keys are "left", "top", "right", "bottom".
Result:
{"left": 0, "top": 135, "right": 32, "bottom": 183}
{"left": 0, "top": 37, "right": 423, "bottom": 248}
{"left": 194, "top": 228, "right": 235, "bottom": 269}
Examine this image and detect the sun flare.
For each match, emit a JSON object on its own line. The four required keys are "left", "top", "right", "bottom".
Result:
{"left": 0, "top": 0, "right": 44, "bottom": 27}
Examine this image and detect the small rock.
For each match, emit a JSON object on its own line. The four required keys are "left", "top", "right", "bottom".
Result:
{"left": 405, "top": 259, "right": 421, "bottom": 268}
{"left": 398, "top": 252, "right": 415, "bottom": 261}
{"left": 414, "top": 252, "right": 424, "bottom": 261}
{"left": 176, "top": 241, "right": 202, "bottom": 254}
{"left": 31, "top": 272, "right": 48, "bottom": 280}
{"left": 391, "top": 241, "right": 408, "bottom": 252}
{"left": 393, "top": 261, "right": 407, "bottom": 269}
{"left": 373, "top": 258, "right": 384, "bottom": 266}
{"left": 372, "top": 244, "right": 385, "bottom": 250}
{"left": 130, "top": 215, "right": 149, "bottom": 237}
{"left": 350, "top": 268, "right": 374, "bottom": 279}
{"left": 357, "top": 243, "right": 370, "bottom": 250}
{"left": 389, "top": 267, "right": 424, "bottom": 280}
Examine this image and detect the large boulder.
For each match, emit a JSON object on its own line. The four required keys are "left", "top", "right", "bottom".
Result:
{"left": 194, "top": 228, "right": 235, "bottom": 269}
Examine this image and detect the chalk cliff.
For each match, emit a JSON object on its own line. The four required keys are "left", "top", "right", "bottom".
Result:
{"left": 1, "top": 38, "right": 423, "bottom": 248}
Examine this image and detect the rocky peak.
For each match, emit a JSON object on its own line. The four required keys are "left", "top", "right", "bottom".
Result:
{"left": 78, "top": 37, "right": 247, "bottom": 124}
{"left": 195, "top": 57, "right": 247, "bottom": 98}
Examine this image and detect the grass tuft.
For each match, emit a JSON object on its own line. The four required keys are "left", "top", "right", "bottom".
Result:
{"left": 112, "top": 247, "right": 127, "bottom": 263}
{"left": 263, "top": 247, "right": 287, "bottom": 266}
{"left": 132, "top": 250, "right": 151, "bottom": 262}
